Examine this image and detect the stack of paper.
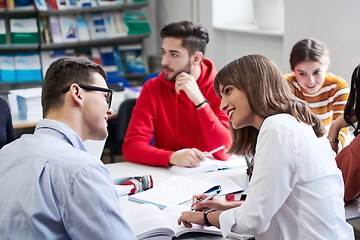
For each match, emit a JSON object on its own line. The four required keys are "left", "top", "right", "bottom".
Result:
{"left": 10, "top": 88, "right": 42, "bottom": 121}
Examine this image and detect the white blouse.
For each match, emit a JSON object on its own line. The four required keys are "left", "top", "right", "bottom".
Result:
{"left": 219, "top": 114, "right": 354, "bottom": 240}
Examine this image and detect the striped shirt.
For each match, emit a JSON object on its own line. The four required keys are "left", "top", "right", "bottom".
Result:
{"left": 285, "top": 72, "right": 350, "bottom": 148}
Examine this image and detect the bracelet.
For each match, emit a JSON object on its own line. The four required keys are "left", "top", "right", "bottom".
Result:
{"left": 195, "top": 99, "right": 209, "bottom": 109}
{"left": 328, "top": 137, "right": 339, "bottom": 143}
{"left": 203, "top": 209, "right": 216, "bottom": 226}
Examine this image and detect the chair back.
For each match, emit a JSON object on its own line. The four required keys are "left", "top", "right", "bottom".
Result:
{"left": 144, "top": 72, "right": 160, "bottom": 83}
{"left": 107, "top": 75, "right": 131, "bottom": 88}
{"left": 116, "top": 98, "right": 137, "bottom": 153}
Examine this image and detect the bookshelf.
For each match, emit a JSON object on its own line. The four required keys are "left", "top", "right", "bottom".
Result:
{"left": 0, "top": 1, "right": 150, "bottom": 90}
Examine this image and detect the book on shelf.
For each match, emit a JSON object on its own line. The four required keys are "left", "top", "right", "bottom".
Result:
{"left": 75, "top": 15, "right": 90, "bottom": 41}
{"left": 14, "top": 53, "right": 42, "bottom": 82}
{"left": 34, "top": 0, "right": 47, "bottom": 10}
{"left": 0, "top": 54, "right": 16, "bottom": 83}
{"left": 59, "top": 15, "right": 78, "bottom": 42}
{"left": 170, "top": 155, "right": 247, "bottom": 176}
{"left": 10, "top": 18, "right": 39, "bottom": 44}
{"left": 0, "top": 19, "right": 6, "bottom": 44}
{"left": 103, "top": 12, "right": 128, "bottom": 38}
{"left": 46, "top": 0, "right": 57, "bottom": 9}
{"left": 124, "top": 11, "right": 151, "bottom": 35}
{"left": 65, "top": 0, "right": 77, "bottom": 8}
{"left": 129, "top": 175, "right": 243, "bottom": 209}
{"left": 90, "top": 47, "right": 102, "bottom": 65}
{"left": 86, "top": 13, "right": 107, "bottom": 40}
{"left": 0, "top": 0, "right": 7, "bottom": 8}
{"left": 49, "top": 16, "right": 63, "bottom": 44}
{"left": 55, "top": 0, "right": 66, "bottom": 9}
{"left": 75, "top": 48, "right": 92, "bottom": 60}
{"left": 6, "top": 0, "right": 14, "bottom": 9}
{"left": 123, "top": 203, "right": 222, "bottom": 240}
{"left": 118, "top": 44, "right": 146, "bottom": 74}
{"left": 113, "top": 46, "right": 124, "bottom": 75}
{"left": 99, "top": 47, "right": 118, "bottom": 75}
{"left": 39, "top": 16, "right": 52, "bottom": 44}
{"left": 77, "top": 0, "right": 93, "bottom": 7}
{"left": 14, "top": 0, "right": 33, "bottom": 8}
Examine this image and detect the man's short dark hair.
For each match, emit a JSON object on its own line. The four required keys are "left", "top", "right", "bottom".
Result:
{"left": 41, "top": 57, "right": 107, "bottom": 117}
{"left": 160, "top": 21, "right": 209, "bottom": 56}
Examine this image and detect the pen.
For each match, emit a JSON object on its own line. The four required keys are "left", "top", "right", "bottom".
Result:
{"left": 200, "top": 189, "right": 222, "bottom": 202}
{"left": 204, "top": 185, "right": 221, "bottom": 194}
{"left": 206, "top": 145, "right": 225, "bottom": 156}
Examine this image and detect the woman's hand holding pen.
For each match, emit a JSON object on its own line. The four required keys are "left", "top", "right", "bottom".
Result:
{"left": 191, "top": 194, "right": 238, "bottom": 212}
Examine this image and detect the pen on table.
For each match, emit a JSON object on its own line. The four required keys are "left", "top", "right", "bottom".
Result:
{"left": 191, "top": 189, "right": 222, "bottom": 211}
{"left": 205, "top": 145, "right": 225, "bottom": 156}
{"left": 204, "top": 185, "right": 221, "bottom": 194}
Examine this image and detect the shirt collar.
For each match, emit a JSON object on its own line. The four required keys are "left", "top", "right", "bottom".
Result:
{"left": 35, "top": 119, "right": 88, "bottom": 153}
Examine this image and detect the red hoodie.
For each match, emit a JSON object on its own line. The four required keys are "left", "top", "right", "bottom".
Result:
{"left": 123, "top": 59, "right": 231, "bottom": 166}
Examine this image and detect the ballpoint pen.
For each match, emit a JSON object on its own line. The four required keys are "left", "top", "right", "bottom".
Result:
{"left": 200, "top": 189, "right": 222, "bottom": 202}
{"left": 205, "top": 145, "right": 225, "bottom": 156}
{"left": 204, "top": 185, "right": 221, "bottom": 194}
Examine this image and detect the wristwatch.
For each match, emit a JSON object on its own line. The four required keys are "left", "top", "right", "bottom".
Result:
{"left": 203, "top": 209, "right": 216, "bottom": 226}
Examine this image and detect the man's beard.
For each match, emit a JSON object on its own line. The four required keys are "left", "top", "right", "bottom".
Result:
{"left": 163, "top": 61, "right": 191, "bottom": 82}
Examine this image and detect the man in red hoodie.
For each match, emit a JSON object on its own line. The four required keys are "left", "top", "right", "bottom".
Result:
{"left": 123, "top": 21, "right": 231, "bottom": 167}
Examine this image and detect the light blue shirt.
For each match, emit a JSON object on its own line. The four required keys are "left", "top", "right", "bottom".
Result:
{"left": 0, "top": 119, "right": 137, "bottom": 240}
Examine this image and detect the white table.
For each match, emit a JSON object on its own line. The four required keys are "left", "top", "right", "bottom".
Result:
{"left": 106, "top": 162, "right": 249, "bottom": 240}
{"left": 105, "top": 161, "right": 360, "bottom": 239}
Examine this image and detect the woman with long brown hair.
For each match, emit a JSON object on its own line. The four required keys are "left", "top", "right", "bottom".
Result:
{"left": 178, "top": 54, "right": 354, "bottom": 240}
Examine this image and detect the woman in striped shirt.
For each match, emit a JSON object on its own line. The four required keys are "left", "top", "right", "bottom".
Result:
{"left": 285, "top": 38, "right": 350, "bottom": 149}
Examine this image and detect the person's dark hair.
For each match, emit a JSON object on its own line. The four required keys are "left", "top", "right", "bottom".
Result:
{"left": 160, "top": 21, "right": 209, "bottom": 57}
{"left": 289, "top": 38, "right": 330, "bottom": 71}
{"left": 344, "top": 65, "right": 360, "bottom": 136}
{"left": 42, "top": 57, "right": 107, "bottom": 117}
{"left": 214, "top": 54, "right": 325, "bottom": 157}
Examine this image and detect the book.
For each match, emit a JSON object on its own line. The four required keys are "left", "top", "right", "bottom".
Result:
{"left": 46, "top": 0, "right": 57, "bottom": 9}
{"left": 87, "top": 13, "right": 107, "bottom": 39}
{"left": 11, "top": 87, "right": 42, "bottom": 120}
{"left": 0, "top": 54, "right": 16, "bottom": 82}
{"left": 49, "top": 16, "right": 63, "bottom": 43}
{"left": 129, "top": 175, "right": 243, "bottom": 208}
{"left": 10, "top": 18, "right": 39, "bottom": 44}
{"left": 0, "top": 0, "right": 7, "bottom": 8}
{"left": 14, "top": 53, "right": 42, "bottom": 82}
{"left": 170, "top": 155, "right": 247, "bottom": 175}
{"left": 59, "top": 15, "right": 78, "bottom": 42}
{"left": 34, "top": 0, "right": 47, "bottom": 10}
{"left": 65, "top": 0, "right": 77, "bottom": 8}
{"left": 39, "top": 16, "right": 52, "bottom": 44}
{"left": 55, "top": 0, "right": 66, "bottom": 9}
{"left": 90, "top": 47, "right": 102, "bottom": 65}
{"left": 14, "top": 0, "right": 33, "bottom": 8}
{"left": 0, "top": 18, "right": 6, "bottom": 44}
{"left": 75, "top": 15, "right": 90, "bottom": 41}
{"left": 118, "top": 44, "right": 146, "bottom": 74}
{"left": 124, "top": 11, "right": 151, "bottom": 35}
{"left": 99, "top": 47, "right": 117, "bottom": 75}
{"left": 6, "top": 0, "right": 14, "bottom": 9}
{"left": 123, "top": 203, "right": 222, "bottom": 240}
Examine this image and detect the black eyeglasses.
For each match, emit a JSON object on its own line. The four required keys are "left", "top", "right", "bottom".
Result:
{"left": 61, "top": 84, "right": 113, "bottom": 109}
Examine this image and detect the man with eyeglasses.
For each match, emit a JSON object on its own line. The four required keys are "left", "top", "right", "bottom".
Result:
{"left": 0, "top": 57, "right": 137, "bottom": 239}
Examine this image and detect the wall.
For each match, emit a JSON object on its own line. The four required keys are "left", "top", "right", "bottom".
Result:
{"left": 283, "top": 0, "right": 360, "bottom": 82}
{"left": 147, "top": 0, "right": 284, "bottom": 73}
{"left": 146, "top": 0, "right": 360, "bottom": 83}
